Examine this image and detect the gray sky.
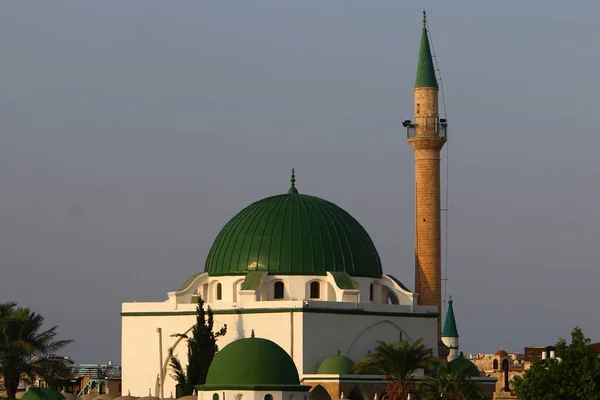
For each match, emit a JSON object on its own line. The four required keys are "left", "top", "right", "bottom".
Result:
{"left": 1, "top": 1, "right": 599, "bottom": 364}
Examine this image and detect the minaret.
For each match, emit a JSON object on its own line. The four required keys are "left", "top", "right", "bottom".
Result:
{"left": 404, "top": 11, "right": 448, "bottom": 338}
{"left": 441, "top": 297, "right": 459, "bottom": 361}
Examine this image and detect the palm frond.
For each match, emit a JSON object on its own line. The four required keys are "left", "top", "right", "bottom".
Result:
{"left": 168, "top": 349, "right": 187, "bottom": 386}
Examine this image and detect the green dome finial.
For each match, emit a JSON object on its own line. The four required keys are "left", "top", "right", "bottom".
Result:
{"left": 415, "top": 10, "right": 438, "bottom": 89}
{"left": 288, "top": 168, "right": 298, "bottom": 194}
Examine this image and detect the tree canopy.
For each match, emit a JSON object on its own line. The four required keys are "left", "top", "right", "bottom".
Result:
{"left": 513, "top": 327, "right": 600, "bottom": 400}
{"left": 169, "top": 296, "right": 227, "bottom": 396}
{"left": 419, "top": 362, "right": 486, "bottom": 400}
{"left": 0, "top": 302, "right": 73, "bottom": 400}
{"left": 354, "top": 338, "right": 435, "bottom": 400}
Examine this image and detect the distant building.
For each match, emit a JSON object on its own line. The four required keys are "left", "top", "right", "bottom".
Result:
{"left": 70, "top": 363, "right": 122, "bottom": 396}
{"left": 588, "top": 342, "right": 600, "bottom": 355}
{"left": 469, "top": 350, "right": 529, "bottom": 399}
{"left": 523, "top": 345, "right": 556, "bottom": 362}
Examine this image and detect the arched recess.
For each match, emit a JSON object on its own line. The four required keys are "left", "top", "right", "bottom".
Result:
{"left": 310, "top": 385, "right": 331, "bottom": 400}
{"left": 216, "top": 282, "right": 222, "bottom": 300}
{"left": 235, "top": 395, "right": 243, "bottom": 400}
{"left": 209, "top": 280, "right": 221, "bottom": 302}
{"left": 493, "top": 359, "right": 499, "bottom": 370}
{"left": 307, "top": 280, "right": 322, "bottom": 300}
{"left": 347, "top": 320, "right": 412, "bottom": 362}
{"left": 502, "top": 359, "right": 509, "bottom": 371}
{"left": 232, "top": 279, "right": 244, "bottom": 303}
{"left": 273, "top": 280, "right": 285, "bottom": 300}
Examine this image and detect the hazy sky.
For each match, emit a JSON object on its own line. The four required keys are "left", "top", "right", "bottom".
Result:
{"left": 1, "top": 1, "right": 599, "bottom": 364}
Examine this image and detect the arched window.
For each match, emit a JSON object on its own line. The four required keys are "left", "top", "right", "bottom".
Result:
{"left": 369, "top": 284, "right": 374, "bottom": 301}
{"left": 216, "top": 283, "right": 222, "bottom": 300}
{"left": 213, "top": 394, "right": 219, "bottom": 400}
{"left": 502, "top": 358, "right": 509, "bottom": 371}
{"left": 493, "top": 359, "right": 499, "bottom": 370}
{"left": 310, "top": 281, "right": 320, "bottom": 299}
{"left": 264, "top": 395, "right": 273, "bottom": 400}
{"left": 274, "top": 281, "right": 284, "bottom": 299}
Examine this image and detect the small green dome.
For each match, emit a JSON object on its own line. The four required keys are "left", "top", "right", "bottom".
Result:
{"left": 317, "top": 355, "right": 355, "bottom": 375}
{"left": 21, "top": 389, "right": 65, "bottom": 400}
{"left": 203, "top": 337, "right": 300, "bottom": 387}
{"left": 205, "top": 188, "right": 382, "bottom": 278}
{"left": 448, "top": 354, "right": 480, "bottom": 377}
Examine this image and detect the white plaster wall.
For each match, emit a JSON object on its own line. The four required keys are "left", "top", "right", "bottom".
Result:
{"left": 123, "top": 272, "right": 435, "bottom": 396}
{"left": 122, "top": 309, "right": 304, "bottom": 397}
{"left": 301, "top": 312, "right": 438, "bottom": 374}
{"left": 122, "top": 304, "right": 436, "bottom": 396}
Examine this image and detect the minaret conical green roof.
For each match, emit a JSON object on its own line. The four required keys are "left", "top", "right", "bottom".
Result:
{"left": 442, "top": 297, "right": 459, "bottom": 338}
{"left": 415, "top": 11, "right": 438, "bottom": 89}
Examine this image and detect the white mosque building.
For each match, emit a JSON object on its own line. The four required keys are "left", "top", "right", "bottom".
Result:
{"left": 121, "top": 173, "right": 438, "bottom": 398}
{"left": 121, "top": 13, "right": 461, "bottom": 400}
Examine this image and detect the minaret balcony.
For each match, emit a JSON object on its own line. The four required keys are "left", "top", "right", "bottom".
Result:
{"left": 403, "top": 118, "right": 448, "bottom": 139}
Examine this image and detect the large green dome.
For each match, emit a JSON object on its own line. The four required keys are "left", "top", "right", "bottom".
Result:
{"left": 200, "top": 336, "right": 303, "bottom": 389}
{"left": 205, "top": 183, "right": 382, "bottom": 278}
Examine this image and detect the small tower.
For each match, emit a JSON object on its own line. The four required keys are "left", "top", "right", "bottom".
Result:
{"left": 441, "top": 297, "right": 459, "bottom": 361}
{"left": 404, "top": 11, "right": 448, "bottom": 338}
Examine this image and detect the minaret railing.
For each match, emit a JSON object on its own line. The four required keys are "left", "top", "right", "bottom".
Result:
{"left": 403, "top": 118, "right": 448, "bottom": 139}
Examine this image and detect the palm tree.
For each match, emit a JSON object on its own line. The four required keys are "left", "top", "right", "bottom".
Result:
{"left": 0, "top": 302, "right": 73, "bottom": 399}
{"left": 419, "top": 362, "right": 486, "bottom": 400}
{"left": 354, "top": 339, "right": 436, "bottom": 400}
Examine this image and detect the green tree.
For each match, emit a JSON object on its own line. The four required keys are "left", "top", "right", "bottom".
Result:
{"left": 169, "top": 296, "right": 227, "bottom": 395}
{"left": 513, "top": 327, "right": 600, "bottom": 400}
{"left": 419, "top": 362, "right": 486, "bottom": 400}
{"left": 0, "top": 302, "right": 73, "bottom": 400}
{"left": 354, "top": 338, "right": 435, "bottom": 400}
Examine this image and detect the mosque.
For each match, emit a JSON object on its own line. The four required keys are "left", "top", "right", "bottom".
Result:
{"left": 121, "top": 13, "right": 490, "bottom": 400}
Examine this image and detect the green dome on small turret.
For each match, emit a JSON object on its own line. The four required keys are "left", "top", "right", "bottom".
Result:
{"left": 198, "top": 335, "right": 309, "bottom": 390}
{"left": 205, "top": 174, "right": 382, "bottom": 278}
{"left": 448, "top": 353, "right": 480, "bottom": 377}
{"left": 317, "top": 354, "right": 355, "bottom": 375}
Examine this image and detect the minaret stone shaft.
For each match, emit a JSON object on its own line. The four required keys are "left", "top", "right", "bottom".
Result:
{"left": 407, "top": 12, "right": 447, "bottom": 338}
